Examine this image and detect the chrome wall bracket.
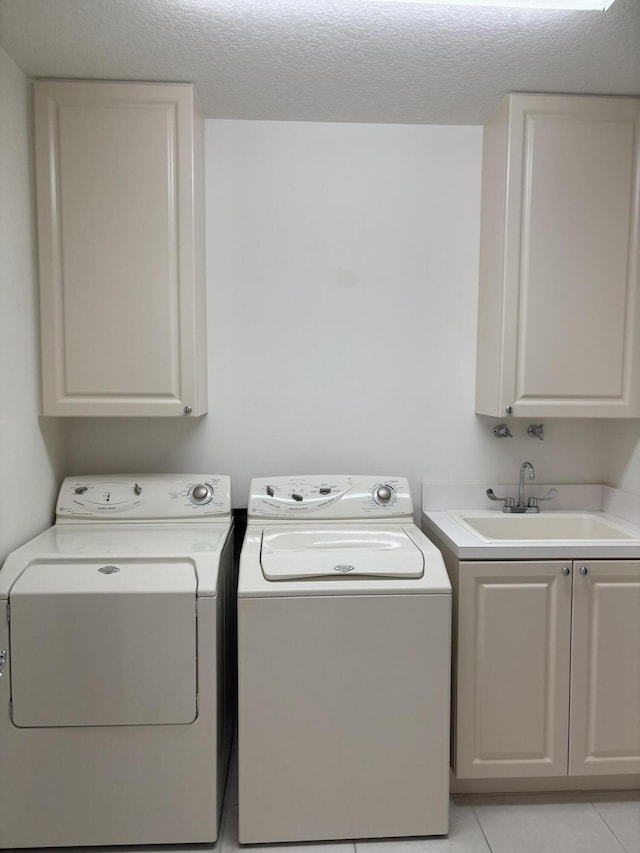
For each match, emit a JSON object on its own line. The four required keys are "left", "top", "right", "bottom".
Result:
{"left": 493, "top": 423, "right": 513, "bottom": 438}
{"left": 527, "top": 423, "right": 544, "bottom": 440}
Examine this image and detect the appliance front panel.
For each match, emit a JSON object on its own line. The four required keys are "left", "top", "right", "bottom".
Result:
{"left": 238, "top": 593, "right": 451, "bottom": 842}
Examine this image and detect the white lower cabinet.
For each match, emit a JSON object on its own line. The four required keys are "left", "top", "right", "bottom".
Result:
{"left": 569, "top": 561, "right": 640, "bottom": 776}
{"left": 454, "top": 560, "right": 640, "bottom": 779}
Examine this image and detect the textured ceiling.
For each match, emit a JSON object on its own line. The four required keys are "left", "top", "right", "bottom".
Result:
{"left": 0, "top": 0, "right": 639, "bottom": 124}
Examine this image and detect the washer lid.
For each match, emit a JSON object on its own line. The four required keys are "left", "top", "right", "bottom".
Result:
{"left": 260, "top": 527, "right": 424, "bottom": 580}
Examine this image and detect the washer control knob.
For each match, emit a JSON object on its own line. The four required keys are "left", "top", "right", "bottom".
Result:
{"left": 374, "top": 485, "right": 394, "bottom": 504}
{"left": 191, "top": 483, "right": 212, "bottom": 504}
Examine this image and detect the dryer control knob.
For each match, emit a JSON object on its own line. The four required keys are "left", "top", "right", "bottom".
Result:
{"left": 374, "top": 485, "right": 394, "bottom": 504}
{"left": 191, "top": 483, "right": 212, "bottom": 503}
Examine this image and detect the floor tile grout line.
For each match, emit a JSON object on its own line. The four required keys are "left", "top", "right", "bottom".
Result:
{"left": 470, "top": 804, "right": 497, "bottom": 853}
{"left": 589, "top": 801, "right": 631, "bottom": 853}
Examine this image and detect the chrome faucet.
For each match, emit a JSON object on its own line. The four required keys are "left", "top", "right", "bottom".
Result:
{"left": 518, "top": 461, "right": 535, "bottom": 509}
{"left": 486, "top": 461, "right": 557, "bottom": 513}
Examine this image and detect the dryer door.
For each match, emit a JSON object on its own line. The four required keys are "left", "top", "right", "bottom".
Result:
{"left": 9, "top": 560, "right": 197, "bottom": 727}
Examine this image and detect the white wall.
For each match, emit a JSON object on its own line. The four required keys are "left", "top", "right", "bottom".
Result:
{"left": 603, "top": 421, "right": 640, "bottom": 495}
{"left": 64, "top": 120, "right": 606, "bottom": 508}
{"left": 0, "top": 47, "right": 64, "bottom": 562}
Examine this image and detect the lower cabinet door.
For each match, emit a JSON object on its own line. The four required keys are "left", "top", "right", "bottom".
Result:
{"left": 455, "top": 561, "right": 572, "bottom": 778}
{"left": 569, "top": 560, "right": 640, "bottom": 775}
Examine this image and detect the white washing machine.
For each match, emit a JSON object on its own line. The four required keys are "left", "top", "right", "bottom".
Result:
{"left": 238, "top": 475, "right": 452, "bottom": 845}
{"left": 0, "top": 474, "right": 234, "bottom": 849}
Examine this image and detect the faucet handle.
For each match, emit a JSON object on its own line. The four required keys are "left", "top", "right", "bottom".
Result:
{"left": 487, "top": 488, "right": 515, "bottom": 508}
{"left": 527, "top": 488, "right": 557, "bottom": 509}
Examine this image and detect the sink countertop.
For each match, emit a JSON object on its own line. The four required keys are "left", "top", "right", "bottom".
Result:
{"left": 421, "top": 484, "right": 640, "bottom": 560}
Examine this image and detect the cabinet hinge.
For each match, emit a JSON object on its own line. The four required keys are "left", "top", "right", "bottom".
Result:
{"left": 9, "top": 700, "right": 13, "bottom": 721}
{"left": 5, "top": 601, "right": 9, "bottom": 623}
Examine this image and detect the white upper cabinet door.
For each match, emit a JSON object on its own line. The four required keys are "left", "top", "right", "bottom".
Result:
{"left": 476, "top": 94, "right": 640, "bottom": 418}
{"left": 569, "top": 561, "right": 640, "bottom": 776}
{"left": 34, "top": 81, "right": 207, "bottom": 416}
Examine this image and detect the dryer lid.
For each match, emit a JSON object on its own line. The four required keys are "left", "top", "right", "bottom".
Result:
{"left": 260, "top": 527, "right": 424, "bottom": 580}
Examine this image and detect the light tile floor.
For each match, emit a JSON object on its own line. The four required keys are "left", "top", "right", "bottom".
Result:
{"left": 219, "top": 740, "right": 640, "bottom": 852}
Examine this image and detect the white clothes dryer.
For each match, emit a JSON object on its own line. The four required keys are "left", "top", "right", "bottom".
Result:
{"left": 0, "top": 474, "right": 234, "bottom": 849}
{"left": 238, "top": 475, "right": 452, "bottom": 845}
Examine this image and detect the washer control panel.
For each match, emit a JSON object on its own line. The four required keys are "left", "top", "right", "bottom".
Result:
{"left": 56, "top": 474, "right": 231, "bottom": 521}
{"left": 248, "top": 476, "right": 413, "bottom": 520}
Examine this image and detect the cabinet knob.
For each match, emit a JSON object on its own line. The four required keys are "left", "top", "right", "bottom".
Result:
{"left": 562, "top": 566, "right": 570, "bottom": 576}
{"left": 183, "top": 405, "right": 193, "bottom": 415}
{"left": 580, "top": 566, "right": 589, "bottom": 576}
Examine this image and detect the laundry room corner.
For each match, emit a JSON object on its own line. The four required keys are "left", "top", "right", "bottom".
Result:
{"left": 0, "top": 46, "right": 64, "bottom": 564}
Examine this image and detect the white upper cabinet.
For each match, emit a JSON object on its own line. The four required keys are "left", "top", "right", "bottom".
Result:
{"left": 34, "top": 81, "right": 207, "bottom": 416}
{"left": 475, "top": 94, "right": 640, "bottom": 418}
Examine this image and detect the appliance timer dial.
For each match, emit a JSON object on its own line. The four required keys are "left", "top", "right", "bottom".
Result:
{"left": 190, "top": 483, "right": 213, "bottom": 504}
{"left": 374, "top": 485, "right": 394, "bottom": 504}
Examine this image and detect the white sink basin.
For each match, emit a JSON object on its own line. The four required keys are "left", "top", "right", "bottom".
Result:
{"left": 453, "top": 512, "right": 638, "bottom": 542}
